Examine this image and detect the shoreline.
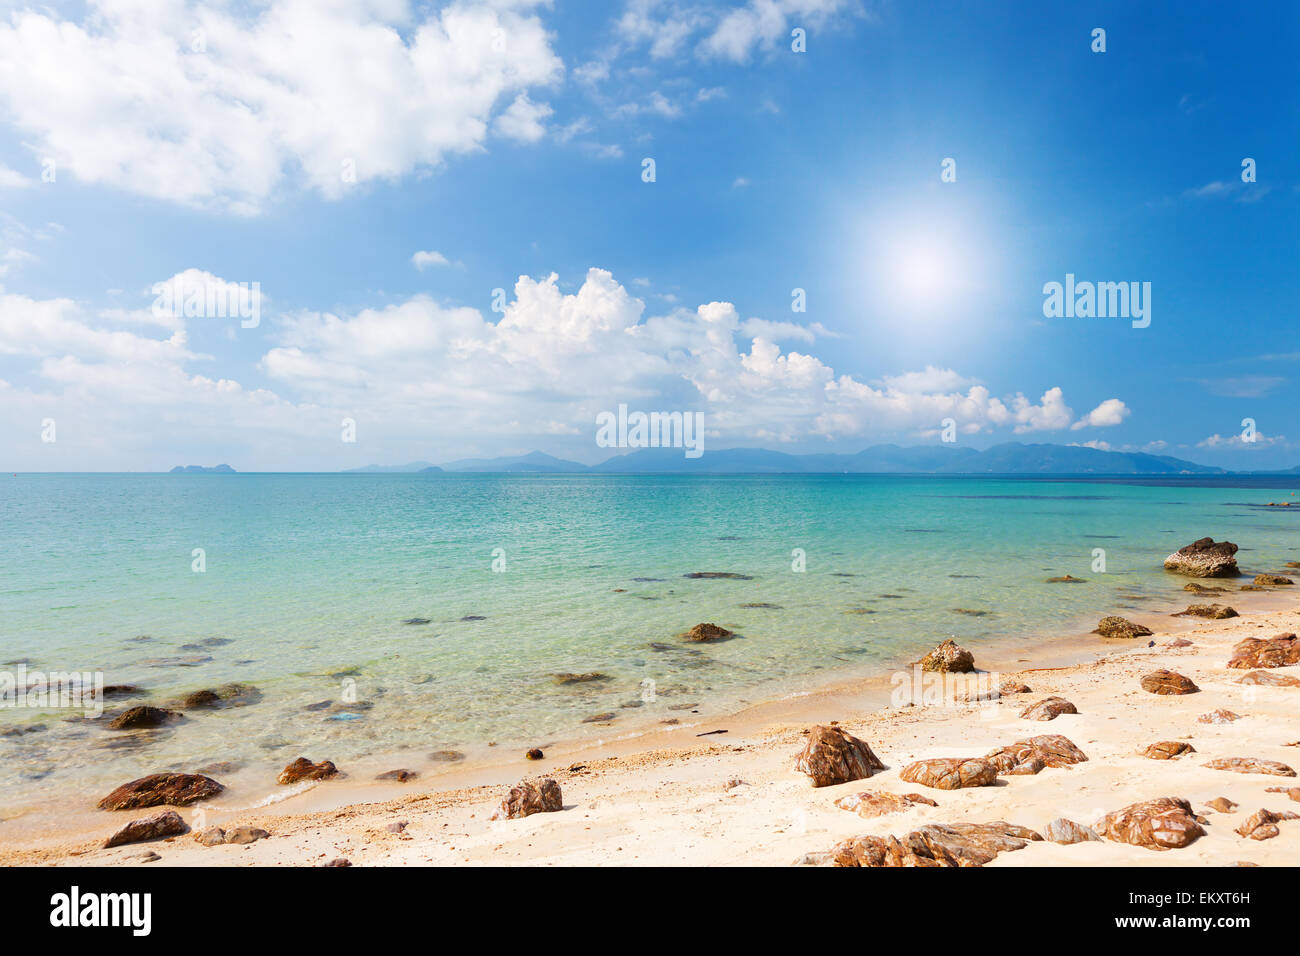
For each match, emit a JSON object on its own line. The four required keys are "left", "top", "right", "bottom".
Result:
{"left": 2, "top": 572, "right": 1298, "bottom": 865}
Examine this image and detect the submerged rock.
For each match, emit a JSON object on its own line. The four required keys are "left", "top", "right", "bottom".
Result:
{"left": 1094, "top": 797, "right": 1205, "bottom": 851}
{"left": 552, "top": 672, "right": 611, "bottom": 685}
{"left": 375, "top": 769, "right": 419, "bottom": 782}
{"left": 107, "top": 705, "right": 182, "bottom": 730}
{"left": 683, "top": 572, "right": 753, "bottom": 580}
{"left": 1140, "top": 670, "right": 1199, "bottom": 695}
{"left": 429, "top": 750, "right": 466, "bottom": 763}
{"left": 793, "top": 724, "right": 885, "bottom": 788}
{"left": 899, "top": 757, "right": 998, "bottom": 790}
{"left": 1094, "top": 616, "right": 1153, "bottom": 640}
{"left": 830, "top": 821, "right": 1041, "bottom": 867}
{"left": 1019, "top": 697, "right": 1078, "bottom": 721}
{"left": 277, "top": 757, "right": 339, "bottom": 784}
{"left": 1163, "top": 538, "right": 1239, "bottom": 578}
{"left": 919, "top": 639, "right": 974, "bottom": 673}
{"left": 1227, "top": 633, "right": 1300, "bottom": 669}
{"left": 98, "top": 773, "right": 223, "bottom": 810}
{"left": 491, "top": 777, "right": 562, "bottom": 820}
{"left": 1184, "top": 582, "right": 1227, "bottom": 594}
{"left": 104, "top": 810, "right": 188, "bottom": 848}
{"left": 1046, "top": 575, "right": 1087, "bottom": 583}
{"left": 1253, "top": 574, "right": 1294, "bottom": 586}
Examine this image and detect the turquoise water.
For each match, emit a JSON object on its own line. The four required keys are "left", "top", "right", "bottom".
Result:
{"left": 1, "top": 473, "right": 1296, "bottom": 808}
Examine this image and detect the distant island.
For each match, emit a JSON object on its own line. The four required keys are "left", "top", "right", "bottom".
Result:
{"left": 400, "top": 442, "right": 1257, "bottom": 476}
{"left": 169, "top": 464, "right": 237, "bottom": 474}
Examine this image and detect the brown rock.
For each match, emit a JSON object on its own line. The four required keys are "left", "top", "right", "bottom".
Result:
{"left": 1204, "top": 797, "right": 1238, "bottom": 813}
{"left": 682, "top": 622, "right": 734, "bottom": 643}
{"left": 1140, "top": 670, "right": 1199, "bottom": 695}
{"left": 984, "top": 734, "right": 1088, "bottom": 774}
{"left": 182, "top": 689, "right": 221, "bottom": 708}
{"left": 491, "top": 777, "right": 562, "bottom": 820}
{"left": 1019, "top": 696, "right": 1078, "bottom": 720}
{"left": 552, "top": 672, "right": 611, "bottom": 685}
{"left": 1043, "top": 817, "right": 1101, "bottom": 844}
{"left": 194, "top": 826, "right": 226, "bottom": 846}
{"left": 1094, "top": 616, "right": 1153, "bottom": 640}
{"left": 1265, "top": 787, "right": 1300, "bottom": 802}
{"left": 104, "top": 809, "right": 189, "bottom": 848}
{"left": 1227, "top": 633, "right": 1300, "bottom": 669}
{"left": 1253, "top": 574, "right": 1294, "bottom": 586}
{"left": 106, "top": 705, "right": 182, "bottom": 730}
{"left": 1163, "top": 538, "right": 1239, "bottom": 577}
{"left": 830, "top": 821, "right": 1041, "bottom": 867}
{"left": 375, "top": 769, "right": 419, "bottom": 782}
{"left": 1238, "top": 670, "right": 1300, "bottom": 687}
{"left": 833, "top": 791, "right": 938, "bottom": 818}
{"left": 919, "top": 639, "right": 974, "bottom": 673}
{"left": 899, "top": 757, "right": 998, "bottom": 790}
{"left": 1163, "top": 637, "right": 1195, "bottom": 648}
{"left": 97, "top": 773, "right": 224, "bottom": 810}
{"left": 1204, "top": 757, "right": 1296, "bottom": 777}
{"left": 277, "top": 757, "right": 339, "bottom": 785}
{"left": 1094, "top": 797, "right": 1205, "bottom": 851}
{"left": 224, "top": 825, "right": 270, "bottom": 845}
{"left": 793, "top": 724, "right": 885, "bottom": 787}
{"left": 1234, "top": 808, "right": 1298, "bottom": 840}
{"left": 1184, "top": 582, "right": 1227, "bottom": 594}
{"left": 1173, "top": 604, "right": 1238, "bottom": 620}
{"left": 999, "top": 680, "right": 1032, "bottom": 695}
{"left": 1142, "top": 741, "right": 1196, "bottom": 760}
{"left": 1046, "top": 575, "right": 1087, "bottom": 583}
{"left": 1198, "top": 708, "right": 1241, "bottom": 724}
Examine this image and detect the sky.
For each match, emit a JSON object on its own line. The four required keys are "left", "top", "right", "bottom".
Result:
{"left": 0, "top": 0, "right": 1296, "bottom": 471}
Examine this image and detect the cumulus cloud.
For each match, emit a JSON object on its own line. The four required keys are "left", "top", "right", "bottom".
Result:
{"left": 1070, "top": 397, "right": 1130, "bottom": 430}
{"left": 0, "top": 267, "right": 1127, "bottom": 468}
{"left": 0, "top": 1, "right": 563, "bottom": 213}
{"left": 412, "top": 250, "right": 455, "bottom": 270}
{"left": 493, "top": 93, "right": 554, "bottom": 142}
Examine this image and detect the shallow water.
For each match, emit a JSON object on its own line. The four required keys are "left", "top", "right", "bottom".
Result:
{"left": 1, "top": 472, "right": 1296, "bottom": 810}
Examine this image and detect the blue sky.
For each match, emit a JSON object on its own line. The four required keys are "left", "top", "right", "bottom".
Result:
{"left": 0, "top": 0, "right": 1296, "bottom": 470}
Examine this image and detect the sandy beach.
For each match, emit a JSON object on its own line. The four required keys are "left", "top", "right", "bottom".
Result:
{"left": 4, "top": 578, "right": 1298, "bottom": 867}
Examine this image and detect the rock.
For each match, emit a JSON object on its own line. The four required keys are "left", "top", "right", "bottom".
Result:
{"left": 1238, "top": 670, "right": 1300, "bottom": 687}
{"left": 999, "top": 680, "right": 1032, "bottom": 695}
{"left": 1094, "top": 616, "right": 1153, "bottom": 640}
{"left": 429, "top": 750, "right": 465, "bottom": 762}
{"left": 1204, "top": 797, "right": 1238, "bottom": 813}
{"left": 1043, "top": 818, "right": 1101, "bottom": 844}
{"left": 984, "top": 734, "right": 1088, "bottom": 774}
{"left": 1204, "top": 757, "right": 1296, "bottom": 777}
{"left": 1004, "top": 757, "right": 1045, "bottom": 775}
{"left": 1163, "top": 637, "right": 1194, "bottom": 648}
{"left": 525, "top": 748, "right": 544, "bottom": 761}
{"left": 919, "top": 639, "right": 974, "bottom": 673}
{"left": 182, "top": 689, "right": 221, "bottom": 708}
{"left": 98, "top": 684, "right": 144, "bottom": 698}
{"left": 195, "top": 826, "right": 227, "bottom": 846}
{"left": 552, "top": 672, "right": 611, "bottom": 685}
{"left": 1142, "top": 741, "right": 1197, "bottom": 760}
{"left": 1227, "top": 633, "right": 1300, "bottom": 669}
{"left": 1046, "top": 575, "right": 1087, "bottom": 583}
{"left": 899, "top": 757, "right": 998, "bottom": 790}
{"left": 1198, "top": 708, "right": 1241, "bottom": 724}
{"left": 323, "top": 858, "right": 351, "bottom": 867}
{"left": 682, "top": 622, "right": 734, "bottom": 643}
{"left": 833, "top": 791, "right": 938, "bottom": 818}
{"left": 793, "top": 725, "right": 885, "bottom": 787}
{"left": 1163, "top": 538, "right": 1239, "bottom": 578}
{"left": 581, "top": 712, "right": 617, "bottom": 723}
{"left": 106, "top": 705, "right": 182, "bottom": 730}
{"left": 1019, "top": 697, "right": 1078, "bottom": 720}
{"left": 104, "top": 810, "right": 189, "bottom": 848}
{"left": 385, "top": 821, "right": 408, "bottom": 834}
{"left": 195, "top": 761, "right": 240, "bottom": 776}
{"left": 1174, "top": 604, "right": 1238, "bottom": 619}
{"left": 1253, "top": 574, "right": 1294, "bottom": 586}
{"left": 683, "top": 572, "right": 753, "bottom": 580}
{"left": 491, "top": 777, "right": 563, "bottom": 820}
{"left": 830, "top": 821, "right": 1041, "bottom": 867}
{"left": 1094, "top": 797, "right": 1205, "bottom": 851}
{"left": 1140, "top": 670, "right": 1199, "bottom": 695}
{"left": 277, "top": 757, "right": 339, "bottom": 784}
{"left": 1235, "top": 809, "right": 1298, "bottom": 840}
{"left": 375, "top": 769, "right": 418, "bottom": 782}
{"left": 1184, "top": 583, "right": 1227, "bottom": 594}
{"left": 225, "top": 826, "right": 269, "bottom": 844}
{"left": 1265, "top": 787, "right": 1300, "bottom": 802}
{"left": 97, "top": 773, "right": 224, "bottom": 810}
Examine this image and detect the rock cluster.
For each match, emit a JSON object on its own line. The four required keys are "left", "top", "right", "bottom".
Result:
{"left": 830, "top": 822, "right": 1042, "bottom": 867}
{"left": 1227, "top": 633, "right": 1300, "bottom": 669}
{"left": 984, "top": 734, "right": 1088, "bottom": 774}
{"left": 1234, "top": 808, "right": 1297, "bottom": 841}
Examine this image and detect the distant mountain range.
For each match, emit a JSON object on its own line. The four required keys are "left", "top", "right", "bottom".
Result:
{"left": 420, "top": 443, "right": 1244, "bottom": 475}
{"left": 170, "top": 464, "right": 236, "bottom": 474}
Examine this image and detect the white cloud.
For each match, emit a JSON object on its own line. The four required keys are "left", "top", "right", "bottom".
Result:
{"left": 493, "top": 93, "right": 554, "bottom": 143}
{"left": 412, "top": 250, "right": 454, "bottom": 270}
{"left": 0, "top": 1, "right": 563, "bottom": 213}
{"left": 0, "top": 267, "right": 1125, "bottom": 468}
{"left": 1070, "top": 397, "right": 1130, "bottom": 430}
{"left": 701, "top": 0, "right": 859, "bottom": 63}
{"left": 0, "top": 162, "right": 32, "bottom": 188}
